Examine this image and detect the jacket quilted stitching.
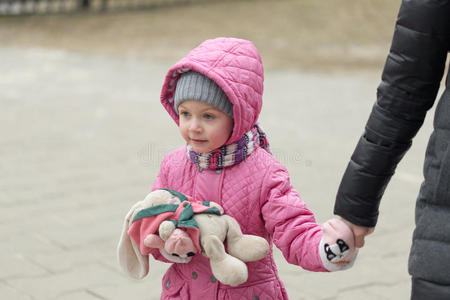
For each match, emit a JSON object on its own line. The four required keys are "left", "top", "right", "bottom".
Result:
{"left": 154, "top": 37, "right": 327, "bottom": 300}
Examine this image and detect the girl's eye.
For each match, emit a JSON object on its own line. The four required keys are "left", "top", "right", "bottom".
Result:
{"left": 180, "top": 111, "right": 190, "bottom": 117}
{"left": 204, "top": 113, "right": 214, "bottom": 120}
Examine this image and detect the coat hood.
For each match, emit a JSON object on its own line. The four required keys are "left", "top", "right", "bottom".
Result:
{"left": 160, "top": 37, "right": 264, "bottom": 144}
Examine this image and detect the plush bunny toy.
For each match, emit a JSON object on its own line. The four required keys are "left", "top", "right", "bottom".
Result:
{"left": 118, "top": 189, "right": 357, "bottom": 287}
{"left": 118, "top": 189, "right": 270, "bottom": 286}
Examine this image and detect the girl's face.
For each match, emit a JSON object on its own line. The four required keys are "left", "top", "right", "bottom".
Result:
{"left": 178, "top": 100, "right": 234, "bottom": 153}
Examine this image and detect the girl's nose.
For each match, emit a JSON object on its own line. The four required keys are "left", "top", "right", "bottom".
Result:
{"left": 189, "top": 119, "right": 202, "bottom": 132}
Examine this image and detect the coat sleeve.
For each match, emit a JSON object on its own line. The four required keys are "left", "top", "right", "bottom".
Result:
{"left": 261, "top": 161, "right": 327, "bottom": 272}
{"left": 151, "top": 155, "right": 169, "bottom": 191}
{"left": 149, "top": 156, "right": 171, "bottom": 263}
{"left": 334, "top": 0, "right": 450, "bottom": 227}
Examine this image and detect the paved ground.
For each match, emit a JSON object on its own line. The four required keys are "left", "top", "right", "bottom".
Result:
{"left": 0, "top": 0, "right": 398, "bottom": 71}
{"left": 0, "top": 46, "right": 438, "bottom": 300}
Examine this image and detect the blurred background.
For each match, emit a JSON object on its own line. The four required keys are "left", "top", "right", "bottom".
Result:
{"left": 1, "top": 0, "right": 398, "bottom": 70}
{"left": 1, "top": 1, "right": 440, "bottom": 299}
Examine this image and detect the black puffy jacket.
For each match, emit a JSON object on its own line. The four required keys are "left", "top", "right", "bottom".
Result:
{"left": 334, "top": 0, "right": 450, "bottom": 291}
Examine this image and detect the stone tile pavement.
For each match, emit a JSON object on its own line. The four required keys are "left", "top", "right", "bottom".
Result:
{"left": 0, "top": 47, "right": 436, "bottom": 299}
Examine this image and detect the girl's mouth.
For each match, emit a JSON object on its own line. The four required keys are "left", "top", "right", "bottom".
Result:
{"left": 190, "top": 139, "right": 207, "bottom": 144}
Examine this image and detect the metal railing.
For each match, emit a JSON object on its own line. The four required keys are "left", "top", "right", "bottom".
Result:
{"left": 0, "top": 0, "right": 199, "bottom": 15}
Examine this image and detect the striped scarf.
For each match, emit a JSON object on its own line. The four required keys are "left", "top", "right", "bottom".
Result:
{"left": 186, "top": 124, "right": 270, "bottom": 171}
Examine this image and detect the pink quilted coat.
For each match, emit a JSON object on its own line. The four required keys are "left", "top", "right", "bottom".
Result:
{"left": 153, "top": 37, "right": 327, "bottom": 300}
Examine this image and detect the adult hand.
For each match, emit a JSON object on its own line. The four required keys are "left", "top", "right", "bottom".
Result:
{"left": 338, "top": 217, "right": 375, "bottom": 248}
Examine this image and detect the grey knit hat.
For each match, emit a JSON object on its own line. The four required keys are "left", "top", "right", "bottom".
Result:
{"left": 174, "top": 71, "right": 233, "bottom": 118}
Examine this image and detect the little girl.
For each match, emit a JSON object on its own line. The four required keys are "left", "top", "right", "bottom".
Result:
{"left": 119, "top": 37, "right": 356, "bottom": 299}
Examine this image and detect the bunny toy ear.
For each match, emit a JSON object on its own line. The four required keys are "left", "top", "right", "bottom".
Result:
{"left": 117, "top": 200, "right": 149, "bottom": 279}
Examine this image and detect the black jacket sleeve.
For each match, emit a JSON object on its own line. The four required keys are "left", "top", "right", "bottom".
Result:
{"left": 334, "top": 0, "right": 450, "bottom": 227}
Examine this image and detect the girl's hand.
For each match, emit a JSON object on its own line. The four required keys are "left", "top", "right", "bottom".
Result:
{"left": 319, "top": 218, "right": 358, "bottom": 271}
